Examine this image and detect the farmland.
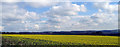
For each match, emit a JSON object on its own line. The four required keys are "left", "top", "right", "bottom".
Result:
{"left": 1, "top": 34, "right": 119, "bottom": 46}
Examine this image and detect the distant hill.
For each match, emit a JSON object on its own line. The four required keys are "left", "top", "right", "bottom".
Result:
{"left": 1, "top": 29, "right": 119, "bottom": 36}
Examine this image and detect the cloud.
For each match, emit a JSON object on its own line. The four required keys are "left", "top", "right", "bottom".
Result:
{"left": 25, "top": 0, "right": 58, "bottom": 8}
{"left": 80, "top": 4, "right": 87, "bottom": 12}
{"left": 2, "top": 3, "right": 42, "bottom": 31}
{"left": 2, "top": 3, "right": 26, "bottom": 21}
{"left": 44, "top": 2, "right": 118, "bottom": 30}
{"left": 94, "top": 2, "right": 118, "bottom": 13}
{"left": 0, "top": 26, "right": 4, "bottom": 31}
{"left": 34, "top": 24, "right": 39, "bottom": 30}
{"left": 83, "top": 0, "right": 112, "bottom": 2}
{"left": 43, "top": 2, "right": 87, "bottom": 17}
{"left": 1, "top": 3, "right": 26, "bottom": 31}
{"left": 2, "top": 0, "right": 22, "bottom": 2}
{"left": 1, "top": 2, "right": 118, "bottom": 31}
{"left": 43, "top": 12, "right": 117, "bottom": 31}
{"left": 2, "top": 0, "right": 119, "bottom": 2}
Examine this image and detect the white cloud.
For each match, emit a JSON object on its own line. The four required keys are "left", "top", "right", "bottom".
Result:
{"left": 1, "top": 2, "right": 118, "bottom": 31}
{"left": 2, "top": 0, "right": 119, "bottom": 2}
{"left": 80, "top": 4, "right": 87, "bottom": 12}
{"left": 25, "top": 0, "right": 58, "bottom": 8}
{"left": 43, "top": 2, "right": 87, "bottom": 17}
{"left": 84, "top": 0, "right": 112, "bottom": 2}
{"left": 98, "top": 9, "right": 102, "bottom": 12}
{"left": 2, "top": 3, "right": 26, "bottom": 21}
{"left": 0, "top": 26, "right": 4, "bottom": 31}
{"left": 34, "top": 24, "right": 39, "bottom": 30}
{"left": 2, "top": 3, "right": 42, "bottom": 31}
{"left": 54, "top": 26, "right": 61, "bottom": 28}
{"left": 2, "top": 0, "right": 22, "bottom": 2}
{"left": 94, "top": 2, "right": 118, "bottom": 13}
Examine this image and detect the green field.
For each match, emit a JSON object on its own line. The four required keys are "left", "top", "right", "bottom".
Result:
{"left": 1, "top": 34, "right": 119, "bottom": 46}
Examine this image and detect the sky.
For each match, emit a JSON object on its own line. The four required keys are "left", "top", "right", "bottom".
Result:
{"left": 0, "top": 0, "right": 119, "bottom": 32}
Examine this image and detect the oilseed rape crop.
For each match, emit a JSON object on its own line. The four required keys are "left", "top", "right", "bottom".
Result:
{"left": 2, "top": 34, "right": 119, "bottom": 46}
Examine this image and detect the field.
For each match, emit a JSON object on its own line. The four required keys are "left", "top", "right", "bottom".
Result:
{"left": 1, "top": 34, "right": 119, "bottom": 46}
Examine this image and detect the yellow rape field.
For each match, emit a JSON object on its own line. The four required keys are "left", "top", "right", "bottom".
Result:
{"left": 1, "top": 34, "right": 119, "bottom": 46}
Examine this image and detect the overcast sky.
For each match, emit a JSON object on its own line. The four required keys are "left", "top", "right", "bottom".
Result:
{"left": 0, "top": 0, "right": 119, "bottom": 32}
